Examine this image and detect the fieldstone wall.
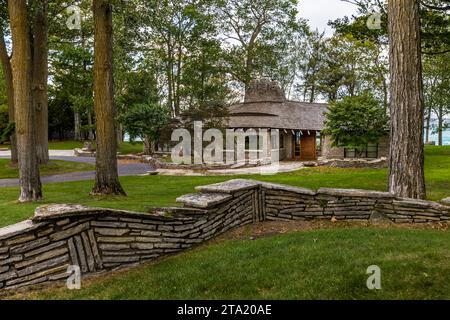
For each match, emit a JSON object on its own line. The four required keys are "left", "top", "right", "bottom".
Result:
{"left": 318, "top": 157, "right": 387, "bottom": 169}
{"left": 321, "top": 135, "right": 390, "bottom": 160}
{"left": 1, "top": 179, "right": 449, "bottom": 292}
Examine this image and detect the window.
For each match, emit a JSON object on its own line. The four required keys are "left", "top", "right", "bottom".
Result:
{"left": 344, "top": 143, "right": 378, "bottom": 159}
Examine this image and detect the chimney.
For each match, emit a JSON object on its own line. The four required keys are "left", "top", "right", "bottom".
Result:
{"left": 244, "top": 77, "right": 286, "bottom": 103}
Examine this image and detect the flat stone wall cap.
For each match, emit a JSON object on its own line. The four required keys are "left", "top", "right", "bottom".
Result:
{"left": 33, "top": 204, "right": 101, "bottom": 221}
{"left": 33, "top": 204, "right": 164, "bottom": 222}
{"left": 176, "top": 192, "right": 232, "bottom": 208}
{"left": 394, "top": 198, "right": 449, "bottom": 210}
{"left": 318, "top": 188, "right": 394, "bottom": 198}
{"left": 259, "top": 181, "right": 316, "bottom": 195}
{"left": 0, "top": 220, "right": 44, "bottom": 240}
{"left": 195, "top": 179, "right": 260, "bottom": 194}
{"left": 441, "top": 197, "right": 450, "bottom": 206}
{"left": 152, "top": 207, "right": 209, "bottom": 216}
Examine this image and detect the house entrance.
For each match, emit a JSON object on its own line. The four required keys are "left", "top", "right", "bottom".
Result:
{"left": 291, "top": 131, "right": 317, "bottom": 161}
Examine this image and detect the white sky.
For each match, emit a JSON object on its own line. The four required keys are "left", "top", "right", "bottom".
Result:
{"left": 297, "top": 0, "right": 359, "bottom": 36}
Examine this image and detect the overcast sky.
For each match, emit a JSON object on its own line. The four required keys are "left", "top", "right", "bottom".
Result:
{"left": 297, "top": 0, "right": 359, "bottom": 36}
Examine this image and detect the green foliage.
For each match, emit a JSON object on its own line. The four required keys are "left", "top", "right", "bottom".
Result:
{"left": 329, "top": 0, "right": 450, "bottom": 55}
{"left": 217, "top": 0, "right": 305, "bottom": 87}
{"left": 323, "top": 93, "right": 389, "bottom": 148}
{"left": 423, "top": 53, "right": 450, "bottom": 127}
{"left": 0, "top": 121, "right": 14, "bottom": 143}
{"left": 0, "top": 67, "right": 8, "bottom": 138}
{"left": 119, "top": 103, "right": 171, "bottom": 142}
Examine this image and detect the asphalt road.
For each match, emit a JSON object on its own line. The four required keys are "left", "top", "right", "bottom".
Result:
{"left": 0, "top": 153, "right": 154, "bottom": 187}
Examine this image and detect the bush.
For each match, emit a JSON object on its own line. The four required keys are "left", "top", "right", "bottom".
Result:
{"left": 323, "top": 93, "right": 389, "bottom": 148}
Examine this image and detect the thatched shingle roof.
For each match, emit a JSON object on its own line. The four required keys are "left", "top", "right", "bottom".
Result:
{"left": 228, "top": 78, "right": 328, "bottom": 131}
{"left": 228, "top": 101, "right": 329, "bottom": 131}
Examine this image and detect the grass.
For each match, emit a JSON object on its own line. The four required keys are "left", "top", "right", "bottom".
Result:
{"left": 15, "top": 226, "right": 450, "bottom": 300}
{"left": 1, "top": 140, "right": 144, "bottom": 154}
{"left": 0, "top": 159, "right": 94, "bottom": 179}
{"left": 0, "top": 146, "right": 448, "bottom": 228}
{"left": 1, "top": 146, "right": 449, "bottom": 300}
{"left": 47, "top": 140, "right": 144, "bottom": 154}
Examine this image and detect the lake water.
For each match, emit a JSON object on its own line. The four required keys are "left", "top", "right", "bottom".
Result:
{"left": 425, "top": 130, "right": 450, "bottom": 146}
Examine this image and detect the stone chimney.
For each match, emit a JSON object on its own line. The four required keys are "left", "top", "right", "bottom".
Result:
{"left": 244, "top": 77, "right": 286, "bottom": 103}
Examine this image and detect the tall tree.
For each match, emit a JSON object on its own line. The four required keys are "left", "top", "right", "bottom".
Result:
{"left": 91, "top": 0, "right": 125, "bottom": 195}
{"left": 423, "top": 53, "right": 450, "bottom": 146}
{"left": 217, "top": 0, "right": 300, "bottom": 90}
{"left": 0, "top": 9, "right": 17, "bottom": 163}
{"left": 8, "top": 0, "right": 42, "bottom": 201}
{"left": 387, "top": 0, "right": 426, "bottom": 199}
{"left": 32, "top": 0, "right": 49, "bottom": 164}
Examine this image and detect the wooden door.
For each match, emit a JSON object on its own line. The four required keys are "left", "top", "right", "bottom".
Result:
{"left": 300, "top": 131, "right": 316, "bottom": 161}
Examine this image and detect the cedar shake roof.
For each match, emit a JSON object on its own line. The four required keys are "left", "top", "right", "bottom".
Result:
{"left": 228, "top": 78, "right": 329, "bottom": 131}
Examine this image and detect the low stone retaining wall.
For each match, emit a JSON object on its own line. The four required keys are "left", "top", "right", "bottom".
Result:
{"left": 317, "top": 157, "right": 387, "bottom": 169}
{"left": 143, "top": 155, "right": 262, "bottom": 171}
{"left": 1, "top": 179, "right": 449, "bottom": 291}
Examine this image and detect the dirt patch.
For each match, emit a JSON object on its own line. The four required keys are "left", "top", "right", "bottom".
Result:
{"left": 215, "top": 220, "right": 313, "bottom": 241}
{"left": 214, "top": 219, "right": 450, "bottom": 241}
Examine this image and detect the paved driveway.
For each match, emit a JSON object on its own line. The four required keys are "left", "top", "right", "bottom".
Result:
{"left": 0, "top": 150, "right": 154, "bottom": 187}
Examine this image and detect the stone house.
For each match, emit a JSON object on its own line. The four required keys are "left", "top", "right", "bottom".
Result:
{"left": 228, "top": 78, "right": 389, "bottom": 161}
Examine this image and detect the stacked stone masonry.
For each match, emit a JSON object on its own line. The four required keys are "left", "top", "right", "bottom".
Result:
{"left": 1, "top": 179, "right": 449, "bottom": 291}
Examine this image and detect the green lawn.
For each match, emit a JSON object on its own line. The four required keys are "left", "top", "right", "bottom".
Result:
{"left": 0, "top": 146, "right": 448, "bottom": 228}
{"left": 44, "top": 140, "right": 144, "bottom": 154}
{"left": 0, "top": 159, "right": 94, "bottom": 179}
{"left": 0, "top": 140, "right": 145, "bottom": 154}
{"left": 1, "top": 146, "right": 449, "bottom": 300}
{"left": 15, "top": 227, "right": 450, "bottom": 300}
{"left": 47, "top": 140, "right": 85, "bottom": 150}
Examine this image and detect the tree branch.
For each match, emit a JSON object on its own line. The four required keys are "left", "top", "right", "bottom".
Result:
{"left": 420, "top": 0, "right": 450, "bottom": 11}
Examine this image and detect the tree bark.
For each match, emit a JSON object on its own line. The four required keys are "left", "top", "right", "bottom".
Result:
{"left": 74, "top": 112, "right": 82, "bottom": 141}
{"left": 425, "top": 106, "right": 431, "bottom": 143}
{"left": 0, "top": 27, "right": 18, "bottom": 163}
{"left": 437, "top": 106, "right": 443, "bottom": 146}
{"left": 116, "top": 121, "right": 123, "bottom": 146}
{"left": 91, "top": 0, "right": 125, "bottom": 195}
{"left": 143, "top": 135, "right": 150, "bottom": 155}
{"left": 387, "top": 0, "right": 426, "bottom": 199}
{"left": 8, "top": 0, "right": 42, "bottom": 202}
{"left": 87, "top": 111, "right": 94, "bottom": 140}
{"left": 32, "top": 0, "right": 49, "bottom": 164}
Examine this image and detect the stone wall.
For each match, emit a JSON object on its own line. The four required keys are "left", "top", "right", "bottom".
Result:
{"left": 1, "top": 179, "right": 449, "bottom": 292}
{"left": 321, "top": 135, "right": 389, "bottom": 160}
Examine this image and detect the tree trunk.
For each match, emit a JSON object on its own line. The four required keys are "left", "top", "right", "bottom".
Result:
{"left": 74, "top": 112, "right": 82, "bottom": 141}
{"left": 382, "top": 77, "right": 388, "bottom": 111}
{"left": 387, "top": 0, "right": 426, "bottom": 199}
{"left": 8, "top": 0, "right": 42, "bottom": 202}
{"left": 425, "top": 104, "right": 432, "bottom": 143}
{"left": 116, "top": 122, "right": 123, "bottom": 146}
{"left": 87, "top": 111, "right": 94, "bottom": 140}
{"left": 32, "top": 0, "right": 49, "bottom": 164}
{"left": 0, "top": 27, "right": 18, "bottom": 163}
{"left": 143, "top": 135, "right": 150, "bottom": 155}
{"left": 437, "top": 106, "right": 443, "bottom": 146}
{"left": 91, "top": 0, "right": 125, "bottom": 195}
{"left": 309, "top": 84, "right": 315, "bottom": 103}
